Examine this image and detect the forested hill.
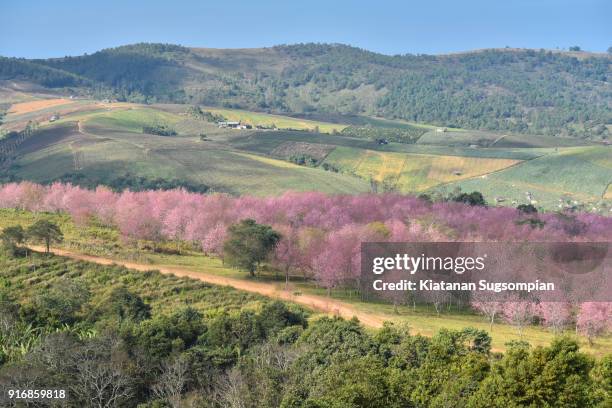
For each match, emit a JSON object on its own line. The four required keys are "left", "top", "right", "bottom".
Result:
{"left": 1, "top": 43, "right": 611, "bottom": 139}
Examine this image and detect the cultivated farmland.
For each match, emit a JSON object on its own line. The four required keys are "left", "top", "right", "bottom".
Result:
{"left": 0, "top": 93, "right": 610, "bottom": 210}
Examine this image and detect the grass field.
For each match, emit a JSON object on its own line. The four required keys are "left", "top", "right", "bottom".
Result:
{"left": 84, "top": 107, "right": 183, "bottom": 133}
{"left": 444, "top": 146, "right": 612, "bottom": 207}
{"left": 204, "top": 107, "right": 347, "bottom": 133}
{"left": 227, "top": 130, "right": 549, "bottom": 160}
{"left": 604, "top": 184, "right": 612, "bottom": 200}
{"left": 8, "top": 98, "right": 73, "bottom": 115}
{"left": 323, "top": 146, "right": 521, "bottom": 191}
{"left": 418, "top": 129, "right": 591, "bottom": 148}
{"left": 2, "top": 96, "right": 609, "bottom": 210}
{"left": 6, "top": 117, "right": 370, "bottom": 195}
{"left": 1, "top": 208, "right": 610, "bottom": 356}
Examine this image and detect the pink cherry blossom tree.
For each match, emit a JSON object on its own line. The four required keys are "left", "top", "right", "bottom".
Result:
{"left": 471, "top": 297, "right": 504, "bottom": 331}
{"left": 503, "top": 300, "right": 539, "bottom": 338}
{"left": 576, "top": 302, "right": 612, "bottom": 345}
{"left": 539, "top": 301, "right": 573, "bottom": 334}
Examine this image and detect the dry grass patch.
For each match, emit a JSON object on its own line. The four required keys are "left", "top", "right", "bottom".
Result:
{"left": 9, "top": 98, "right": 73, "bottom": 115}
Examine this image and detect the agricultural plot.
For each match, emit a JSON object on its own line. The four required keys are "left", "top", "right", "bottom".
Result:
{"left": 604, "top": 184, "right": 612, "bottom": 200}
{"left": 5, "top": 117, "right": 369, "bottom": 195}
{"left": 8, "top": 98, "right": 73, "bottom": 115}
{"left": 443, "top": 146, "right": 612, "bottom": 207}
{"left": 84, "top": 107, "right": 183, "bottom": 133}
{"left": 270, "top": 141, "right": 336, "bottom": 161}
{"left": 418, "top": 129, "right": 591, "bottom": 148}
{"left": 322, "top": 146, "right": 521, "bottom": 191}
{"left": 228, "top": 130, "right": 546, "bottom": 160}
{"left": 2, "top": 98, "right": 608, "bottom": 209}
{"left": 204, "top": 107, "right": 346, "bottom": 133}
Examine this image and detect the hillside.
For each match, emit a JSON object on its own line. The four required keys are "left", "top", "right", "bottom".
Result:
{"left": 0, "top": 95, "right": 609, "bottom": 210}
{"left": 1, "top": 43, "right": 610, "bottom": 140}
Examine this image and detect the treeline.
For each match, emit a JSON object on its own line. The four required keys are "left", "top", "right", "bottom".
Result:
{"left": 1, "top": 252, "right": 610, "bottom": 407}
{"left": 142, "top": 123, "right": 177, "bottom": 136}
{"left": 54, "top": 172, "right": 210, "bottom": 193}
{"left": 1, "top": 44, "right": 609, "bottom": 139}
{"left": 187, "top": 105, "right": 227, "bottom": 122}
{"left": 340, "top": 124, "right": 427, "bottom": 144}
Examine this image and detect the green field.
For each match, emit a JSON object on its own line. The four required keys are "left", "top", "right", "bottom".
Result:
{"left": 2, "top": 96, "right": 610, "bottom": 209}
{"left": 322, "top": 146, "right": 522, "bottom": 191}
{"left": 444, "top": 146, "right": 612, "bottom": 208}
{"left": 3, "top": 107, "right": 369, "bottom": 195}
{"left": 417, "top": 128, "right": 593, "bottom": 148}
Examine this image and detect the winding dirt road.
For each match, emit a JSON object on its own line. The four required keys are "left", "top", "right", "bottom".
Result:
{"left": 29, "top": 246, "right": 386, "bottom": 328}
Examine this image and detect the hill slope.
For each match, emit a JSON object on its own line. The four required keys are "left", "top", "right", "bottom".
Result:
{"left": 1, "top": 43, "right": 610, "bottom": 140}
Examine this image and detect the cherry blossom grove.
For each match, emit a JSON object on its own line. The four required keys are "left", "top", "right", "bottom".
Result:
{"left": 1, "top": 181, "right": 610, "bottom": 338}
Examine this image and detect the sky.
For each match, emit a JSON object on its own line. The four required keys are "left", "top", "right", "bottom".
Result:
{"left": 1, "top": 0, "right": 610, "bottom": 58}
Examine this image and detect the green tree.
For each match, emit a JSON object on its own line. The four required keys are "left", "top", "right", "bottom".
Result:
{"left": 31, "top": 278, "right": 90, "bottom": 326}
{"left": 223, "top": 219, "right": 281, "bottom": 276}
{"left": 467, "top": 338, "right": 594, "bottom": 408}
{"left": 452, "top": 191, "right": 487, "bottom": 206}
{"left": 517, "top": 203, "right": 537, "bottom": 214}
{"left": 0, "top": 225, "right": 25, "bottom": 256}
{"left": 99, "top": 286, "right": 151, "bottom": 322}
{"left": 27, "top": 220, "right": 63, "bottom": 253}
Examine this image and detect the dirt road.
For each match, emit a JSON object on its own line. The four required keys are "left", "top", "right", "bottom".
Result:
{"left": 29, "top": 246, "right": 387, "bottom": 328}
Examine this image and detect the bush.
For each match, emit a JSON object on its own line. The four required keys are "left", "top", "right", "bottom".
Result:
{"left": 142, "top": 124, "right": 177, "bottom": 136}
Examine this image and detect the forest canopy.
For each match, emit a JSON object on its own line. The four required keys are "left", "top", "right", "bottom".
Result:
{"left": 1, "top": 43, "right": 610, "bottom": 139}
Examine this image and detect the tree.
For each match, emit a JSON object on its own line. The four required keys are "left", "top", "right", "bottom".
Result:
{"left": 0, "top": 225, "right": 25, "bottom": 256}
{"left": 471, "top": 296, "right": 503, "bottom": 331}
{"left": 502, "top": 301, "right": 539, "bottom": 338}
{"left": 273, "top": 223, "right": 304, "bottom": 289}
{"left": 26, "top": 219, "right": 63, "bottom": 253}
{"left": 71, "top": 335, "right": 134, "bottom": 408}
{"left": 576, "top": 302, "right": 611, "bottom": 345}
{"left": 223, "top": 219, "right": 281, "bottom": 276}
{"left": 468, "top": 338, "right": 595, "bottom": 408}
{"left": 152, "top": 355, "right": 189, "bottom": 408}
{"left": 569, "top": 46, "right": 581, "bottom": 51}
{"left": 33, "top": 278, "right": 90, "bottom": 326}
{"left": 608, "top": 46, "right": 612, "bottom": 54}
{"left": 516, "top": 203, "right": 537, "bottom": 214}
{"left": 539, "top": 301, "right": 572, "bottom": 334}
{"left": 452, "top": 191, "right": 486, "bottom": 206}
{"left": 100, "top": 287, "right": 151, "bottom": 322}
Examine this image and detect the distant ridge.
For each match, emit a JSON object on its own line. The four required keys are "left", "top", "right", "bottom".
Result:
{"left": 1, "top": 42, "right": 610, "bottom": 140}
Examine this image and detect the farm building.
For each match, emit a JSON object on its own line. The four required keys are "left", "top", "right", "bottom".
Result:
{"left": 218, "top": 121, "right": 250, "bottom": 129}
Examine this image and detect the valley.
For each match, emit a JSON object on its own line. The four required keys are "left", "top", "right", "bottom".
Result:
{"left": 1, "top": 88, "right": 610, "bottom": 211}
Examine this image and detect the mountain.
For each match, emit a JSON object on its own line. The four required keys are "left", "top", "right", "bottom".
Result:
{"left": 1, "top": 43, "right": 610, "bottom": 139}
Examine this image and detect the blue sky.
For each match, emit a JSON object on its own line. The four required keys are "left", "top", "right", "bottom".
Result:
{"left": 1, "top": 0, "right": 610, "bottom": 58}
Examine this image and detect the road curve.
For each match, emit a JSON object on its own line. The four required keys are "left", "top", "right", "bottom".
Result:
{"left": 28, "top": 246, "right": 386, "bottom": 328}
